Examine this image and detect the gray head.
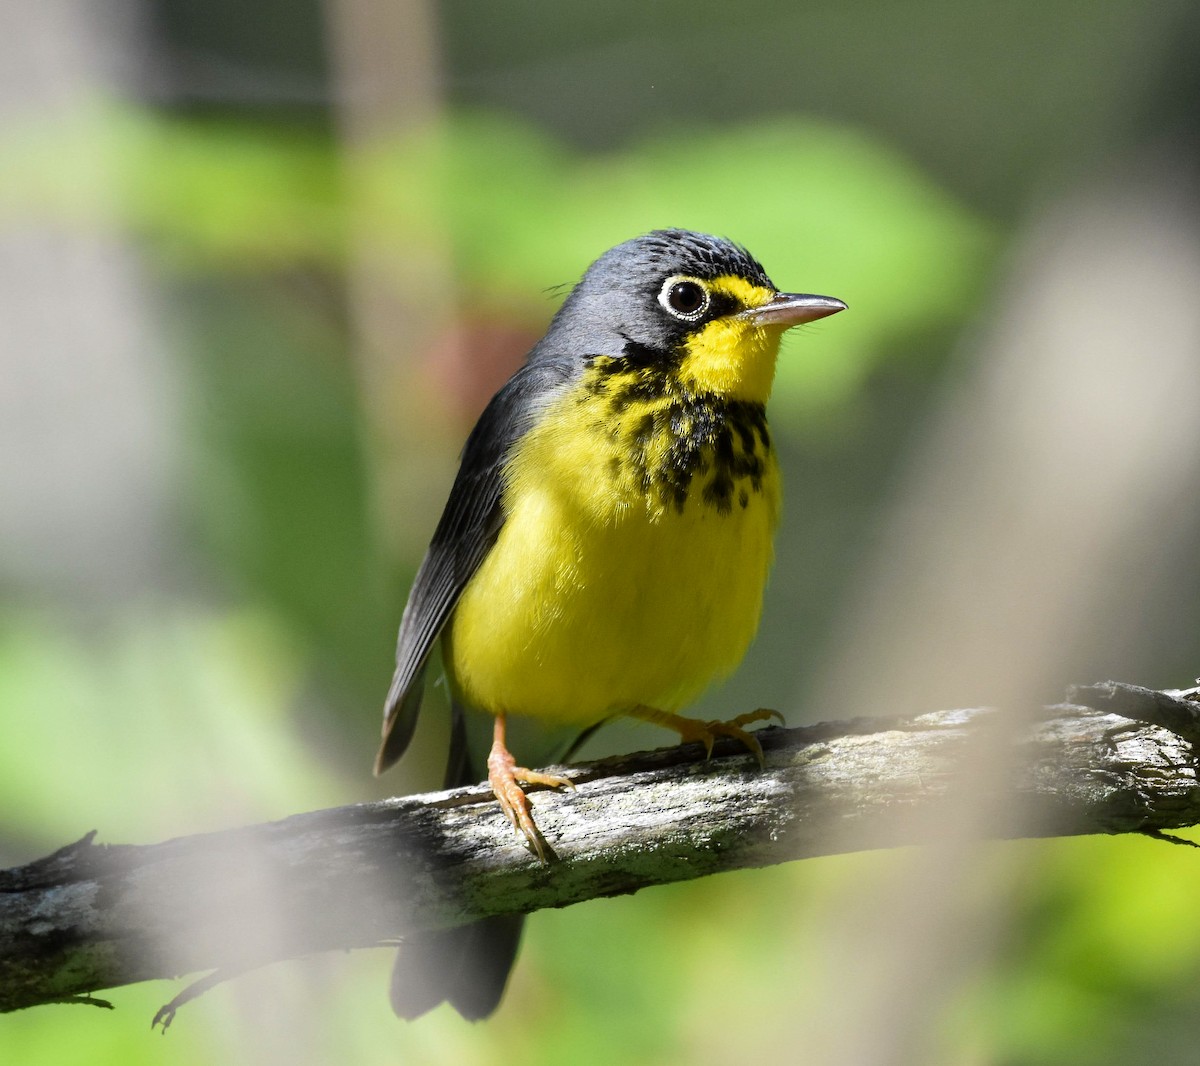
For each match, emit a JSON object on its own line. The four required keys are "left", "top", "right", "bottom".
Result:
{"left": 540, "top": 230, "right": 777, "bottom": 361}
{"left": 529, "top": 229, "right": 846, "bottom": 401}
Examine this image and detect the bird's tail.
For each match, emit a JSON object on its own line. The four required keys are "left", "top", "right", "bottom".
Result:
{"left": 387, "top": 700, "right": 526, "bottom": 1021}
{"left": 389, "top": 913, "right": 525, "bottom": 1021}
{"left": 388, "top": 701, "right": 594, "bottom": 1020}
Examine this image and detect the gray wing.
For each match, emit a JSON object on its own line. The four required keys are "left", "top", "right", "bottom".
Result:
{"left": 373, "top": 360, "right": 570, "bottom": 775}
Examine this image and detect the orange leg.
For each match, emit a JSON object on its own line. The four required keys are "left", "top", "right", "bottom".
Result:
{"left": 486, "top": 713, "right": 574, "bottom": 862}
{"left": 628, "top": 706, "right": 784, "bottom": 766}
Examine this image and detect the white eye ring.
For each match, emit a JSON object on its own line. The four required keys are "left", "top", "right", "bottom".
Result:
{"left": 658, "top": 276, "right": 710, "bottom": 321}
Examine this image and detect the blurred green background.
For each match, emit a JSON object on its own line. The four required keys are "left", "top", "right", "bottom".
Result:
{"left": 3, "top": 2, "right": 1200, "bottom": 1064}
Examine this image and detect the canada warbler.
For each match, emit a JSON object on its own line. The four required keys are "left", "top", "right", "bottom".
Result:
{"left": 375, "top": 229, "right": 845, "bottom": 1019}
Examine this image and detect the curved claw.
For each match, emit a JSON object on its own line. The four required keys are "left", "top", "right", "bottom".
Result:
{"left": 487, "top": 715, "right": 573, "bottom": 863}
{"left": 629, "top": 706, "right": 784, "bottom": 767}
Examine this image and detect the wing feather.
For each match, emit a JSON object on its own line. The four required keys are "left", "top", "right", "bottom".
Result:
{"left": 373, "top": 360, "right": 571, "bottom": 774}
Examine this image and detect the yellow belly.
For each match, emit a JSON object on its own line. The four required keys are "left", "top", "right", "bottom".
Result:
{"left": 444, "top": 385, "right": 780, "bottom": 726}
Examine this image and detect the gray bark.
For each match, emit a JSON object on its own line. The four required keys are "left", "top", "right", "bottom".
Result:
{"left": 2, "top": 681, "right": 1199, "bottom": 1017}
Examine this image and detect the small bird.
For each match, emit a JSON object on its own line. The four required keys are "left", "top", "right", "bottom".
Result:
{"left": 375, "top": 229, "right": 845, "bottom": 1019}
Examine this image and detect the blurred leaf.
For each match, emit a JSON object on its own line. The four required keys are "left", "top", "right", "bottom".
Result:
{"left": 0, "top": 104, "right": 993, "bottom": 414}
{"left": 0, "top": 103, "right": 343, "bottom": 270}
{"left": 982, "top": 834, "right": 1200, "bottom": 1064}
{"left": 0, "top": 607, "right": 347, "bottom": 845}
{"left": 369, "top": 113, "right": 996, "bottom": 410}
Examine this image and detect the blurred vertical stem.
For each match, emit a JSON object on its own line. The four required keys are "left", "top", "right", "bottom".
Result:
{"left": 324, "top": 0, "right": 458, "bottom": 559}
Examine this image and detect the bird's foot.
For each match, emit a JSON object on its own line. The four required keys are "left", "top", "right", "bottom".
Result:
{"left": 487, "top": 716, "right": 574, "bottom": 862}
{"left": 630, "top": 706, "right": 784, "bottom": 767}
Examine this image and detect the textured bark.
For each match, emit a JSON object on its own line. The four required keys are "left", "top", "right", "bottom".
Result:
{"left": 2, "top": 681, "right": 1199, "bottom": 1015}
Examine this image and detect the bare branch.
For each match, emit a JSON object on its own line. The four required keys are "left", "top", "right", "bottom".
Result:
{"left": 3, "top": 681, "right": 1199, "bottom": 1014}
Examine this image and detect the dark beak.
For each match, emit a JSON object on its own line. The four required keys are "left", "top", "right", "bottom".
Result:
{"left": 745, "top": 292, "right": 847, "bottom": 327}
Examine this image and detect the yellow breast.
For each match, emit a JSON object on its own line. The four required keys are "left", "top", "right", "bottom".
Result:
{"left": 444, "top": 366, "right": 781, "bottom": 727}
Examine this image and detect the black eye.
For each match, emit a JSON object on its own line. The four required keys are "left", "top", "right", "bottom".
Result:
{"left": 659, "top": 277, "right": 709, "bottom": 320}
